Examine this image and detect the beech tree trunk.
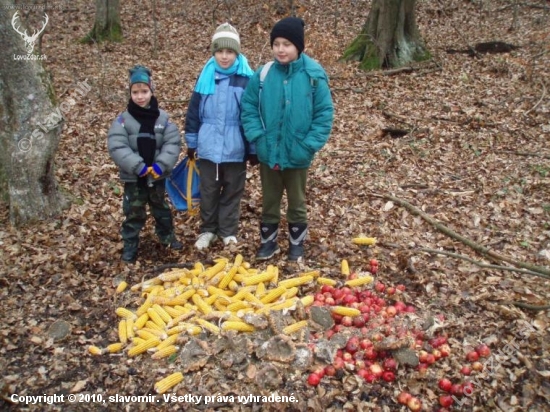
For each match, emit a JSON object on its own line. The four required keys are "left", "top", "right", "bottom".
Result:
{"left": 0, "top": 1, "right": 65, "bottom": 226}
{"left": 84, "top": 0, "right": 122, "bottom": 43}
{"left": 341, "top": 0, "right": 429, "bottom": 70}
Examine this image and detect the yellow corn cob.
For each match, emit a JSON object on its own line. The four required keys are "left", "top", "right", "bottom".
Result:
{"left": 115, "top": 281, "right": 128, "bottom": 294}
{"left": 260, "top": 286, "right": 287, "bottom": 304}
{"left": 236, "top": 265, "right": 249, "bottom": 275}
{"left": 88, "top": 345, "right": 103, "bottom": 355}
{"left": 106, "top": 343, "right": 124, "bottom": 353}
{"left": 156, "top": 334, "right": 179, "bottom": 350}
{"left": 162, "top": 305, "right": 183, "bottom": 318}
{"left": 191, "top": 293, "right": 212, "bottom": 315}
{"left": 145, "top": 320, "right": 164, "bottom": 332}
{"left": 352, "top": 236, "right": 377, "bottom": 246}
{"left": 241, "top": 269, "right": 275, "bottom": 286}
{"left": 115, "top": 307, "right": 136, "bottom": 319}
{"left": 218, "top": 265, "right": 239, "bottom": 289}
{"left": 150, "top": 296, "right": 173, "bottom": 305}
{"left": 191, "top": 276, "right": 201, "bottom": 289}
{"left": 131, "top": 337, "right": 146, "bottom": 346}
{"left": 278, "top": 275, "right": 314, "bottom": 289}
{"left": 231, "top": 286, "right": 255, "bottom": 302}
{"left": 140, "top": 327, "right": 167, "bottom": 340}
{"left": 345, "top": 275, "right": 374, "bottom": 287}
{"left": 154, "top": 372, "right": 184, "bottom": 394}
{"left": 282, "top": 320, "right": 309, "bottom": 335}
{"left": 136, "top": 296, "right": 154, "bottom": 317}
{"left": 201, "top": 260, "right": 227, "bottom": 281}
{"left": 243, "top": 291, "right": 263, "bottom": 307}
{"left": 283, "top": 287, "right": 299, "bottom": 299}
{"left": 167, "top": 288, "right": 196, "bottom": 306}
{"left": 143, "top": 284, "right": 164, "bottom": 297}
{"left": 257, "top": 298, "right": 297, "bottom": 315}
{"left": 300, "top": 295, "right": 314, "bottom": 307}
{"left": 127, "top": 337, "right": 161, "bottom": 357}
{"left": 341, "top": 259, "right": 350, "bottom": 276}
{"left": 166, "top": 323, "right": 191, "bottom": 336}
{"left": 195, "top": 318, "right": 221, "bottom": 335}
{"left": 151, "top": 345, "right": 179, "bottom": 359}
{"left": 221, "top": 321, "right": 255, "bottom": 332}
{"left": 214, "top": 300, "right": 228, "bottom": 312}
{"left": 158, "top": 270, "right": 185, "bottom": 282}
{"left": 271, "top": 266, "right": 279, "bottom": 284}
{"left": 255, "top": 282, "right": 266, "bottom": 298}
{"left": 126, "top": 318, "right": 135, "bottom": 340}
{"left": 195, "top": 288, "right": 209, "bottom": 298}
{"left": 331, "top": 306, "right": 361, "bottom": 317}
{"left": 228, "top": 280, "right": 240, "bottom": 292}
{"left": 131, "top": 278, "right": 162, "bottom": 292}
{"left": 186, "top": 325, "right": 203, "bottom": 335}
{"left": 193, "top": 261, "right": 204, "bottom": 272}
{"left": 317, "top": 277, "right": 337, "bottom": 286}
{"left": 227, "top": 300, "right": 249, "bottom": 312}
{"left": 152, "top": 304, "right": 172, "bottom": 324}
{"left": 118, "top": 319, "right": 128, "bottom": 344}
{"left": 204, "top": 293, "right": 220, "bottom": 306}
{"left": 147, "top": 308, "right": 167, "bottom": 328}
{"left": 136, "top": 329, "right": 158, "bottom": 341}
{"left": 178, "top": 277, "right": 192, "bottom": 286}
{"left": 207, "top": 285, "right": 232, "bottom": 297}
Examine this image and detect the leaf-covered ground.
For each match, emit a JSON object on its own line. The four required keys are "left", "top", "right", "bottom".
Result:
{"left": 1, "top": 1, "right": 549, "bottom": 411}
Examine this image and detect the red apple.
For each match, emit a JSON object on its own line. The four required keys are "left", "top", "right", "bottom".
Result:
{"left": 439, "top": 344, "right": 451, "bottom": 357}
{"left": 396, "top": 284, "right": 406, "bottom": 292}
{"left": 461, "top": 365, "right": 472, "bottom": 376}
{"left": 369, "top": 363, "right": 384, "bottom": 378}
{"left": 466, "top": 350, "right": 479, "bottom": 362}
{"left": 438, "top": 378, "right": 452, "bottom": 392}
{"left": 407, "top": 396, "right": 422, "bottom": 411}
{"left": 341, "top": 316, "right": 353, "bottom": 327}
{"left": 324, "top": 365, "right": 336, "bottom": 376}
{"left": 472, "top": 361, "right": 484, "bottom": 372}
{"left": 382, "top": 370, "right": 395, "bottom": 382}
{"left": 451, "top": 383, "right": 463, "bottom": 396}
{"left": 397, "top": 391, "right": 412, "bottom": 405}
{"left": 383, "top": 357, "right": 397, "bottom": 370}
{"left": 439, "top": 394, "right": 454, "bottom": 408}
{"left": 374, "top": 282, "right": 385, "bottom": 293}
{"left": 476, "top": 344, "right": 491, "bottom": 358}
{"left": 307, "top": 372, "right": 321, "bottom": 386}
{"left": 418, "top": 350, "right": 429, "bottom": 363}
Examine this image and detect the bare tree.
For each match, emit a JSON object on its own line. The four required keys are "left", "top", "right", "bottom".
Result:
{"left": 0, "top": 1, "right": 65, "bottom": 226}
{"left": 341, "top": 0, "right": 429, "bottom": 70}
{"left": 84, "top": 0, "right": 122, "bottom": 43}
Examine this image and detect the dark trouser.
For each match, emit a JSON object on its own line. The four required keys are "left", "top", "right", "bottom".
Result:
{"left": 259, "top": 164, "right": 308, "bottom": 224}
{"left": 198, "top": 159, "right": 246, "bottom": 237}
{"left": 121, "top": 180, "right": 175, "bottom": 245}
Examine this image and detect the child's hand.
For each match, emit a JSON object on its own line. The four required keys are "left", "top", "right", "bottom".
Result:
{"left": 138, "top": 165, "right": 149, "bottom": 177}
{"left": 151, "top": 163, "right": 163, "bottom": 179}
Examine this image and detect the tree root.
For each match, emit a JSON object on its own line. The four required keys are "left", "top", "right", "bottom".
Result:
{"left": 371, "top": 193, "right": 550, "bottom": 279}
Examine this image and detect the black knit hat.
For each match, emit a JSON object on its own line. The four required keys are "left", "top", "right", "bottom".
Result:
{"left": 270, "top": 17, "right": 305, "bottom": 54}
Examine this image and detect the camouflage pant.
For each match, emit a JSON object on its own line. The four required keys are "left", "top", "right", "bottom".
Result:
{"left": 121, "top": 180, "right": 175, "bottom": 245}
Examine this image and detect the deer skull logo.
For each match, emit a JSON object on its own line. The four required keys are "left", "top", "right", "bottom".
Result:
{"left": 11, "top": 11, "right": 49, "bottom": 54}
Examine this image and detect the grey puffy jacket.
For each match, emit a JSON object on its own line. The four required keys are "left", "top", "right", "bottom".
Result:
{"left": 107, "top": 109, "right": 181, "bottom": 182}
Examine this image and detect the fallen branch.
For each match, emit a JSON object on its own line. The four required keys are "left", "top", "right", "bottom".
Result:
{"left": 524, "top": 81, "right": 547, "bottom": 116}
{"left": 372, "top": 193, "right": 550, "bottom": 278}
{"left": 417, "top": 248, "right": 547, "bottom": 278}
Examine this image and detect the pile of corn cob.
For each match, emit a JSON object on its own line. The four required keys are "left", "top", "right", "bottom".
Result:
{"left": 87, "top": 254, "right": 374, "bottom": 394}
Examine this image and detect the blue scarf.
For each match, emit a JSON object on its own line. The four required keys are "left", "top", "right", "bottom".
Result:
{"left": 194, "top": 54, "right": 254, "bottom": 95}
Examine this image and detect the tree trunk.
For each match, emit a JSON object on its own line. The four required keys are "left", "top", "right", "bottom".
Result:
{"left": 83, "top": 0, "right": 122, "bottom": 43}
{"left": 0, "top": 1, "right": 65, "bottom": 226}
{"left": 341, "top": 0, "right": 429, "bottom": 70}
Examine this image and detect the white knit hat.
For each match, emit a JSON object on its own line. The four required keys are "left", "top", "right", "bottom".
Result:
{"left": 211, "top": 23, "right": 240, "bottom": 55}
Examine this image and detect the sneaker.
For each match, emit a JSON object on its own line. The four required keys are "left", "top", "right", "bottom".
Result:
{"left": 222, "top": 236, "right": 238, "bottom": 246}
{"left": 195, "top": 232, "right": 216, "bottom": 250}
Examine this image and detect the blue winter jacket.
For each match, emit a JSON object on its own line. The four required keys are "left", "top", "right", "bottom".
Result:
{"left": 240, "top": 54, "right": 333, "bottom": 170}
{"left": 185, "top": 72, "right": 253, "bottom": 163}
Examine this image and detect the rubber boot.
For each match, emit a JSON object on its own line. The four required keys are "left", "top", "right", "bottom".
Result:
{"left": 122, "top": 241, "right": 139, "bottom": 263}
{"left": 288, "top": 223, "right": 308, "bottom": 261}
{"left": 256, "top": 223, "right": 280, "bottom": 260}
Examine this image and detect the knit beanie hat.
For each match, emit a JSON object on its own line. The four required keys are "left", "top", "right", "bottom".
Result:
{"left": 129, "top": 65, "right": 154, "bottom": 91}
{"left": 211, "top": 23, "right": 241, "bottom": 55}
{"left": 270, "top": 17, "right": 305, "bottom": 54}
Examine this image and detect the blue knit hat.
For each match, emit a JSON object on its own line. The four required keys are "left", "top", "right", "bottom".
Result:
{"left": 129, "top": 65, "right": 154, "bottom": 91}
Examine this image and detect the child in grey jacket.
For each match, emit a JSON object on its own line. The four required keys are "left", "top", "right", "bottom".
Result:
{"left": 108, "top": 65, "right": 182, "bottom": 263}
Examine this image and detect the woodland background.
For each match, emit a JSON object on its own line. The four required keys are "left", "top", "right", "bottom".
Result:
{"left": 0, "top": 0, "right": 549, "bottom": 411}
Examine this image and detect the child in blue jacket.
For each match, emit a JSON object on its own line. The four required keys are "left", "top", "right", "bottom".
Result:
{"left": 241, "top": 17, "right": 334, "bottom": 261}
{"left": 185, "top": 23, "right": 255, "bottom": 250}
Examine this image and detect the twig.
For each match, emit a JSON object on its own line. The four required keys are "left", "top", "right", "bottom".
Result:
{"left": 371, "top": 193, "right": 550, "bottom": 278}
{"left": 524, "top": 81, "right": 547, "bottom": 116}
{"left": 417, "top": 247, "right": 546, "bottom": 278}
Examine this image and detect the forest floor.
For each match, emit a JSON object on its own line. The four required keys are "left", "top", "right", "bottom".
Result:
{"left": 1, "top": 0, "right": 549, "bottom": 411}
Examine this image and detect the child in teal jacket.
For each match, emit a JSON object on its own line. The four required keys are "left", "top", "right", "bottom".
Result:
{"left": 241, "top": 17, "right": 334, "bottom": 261}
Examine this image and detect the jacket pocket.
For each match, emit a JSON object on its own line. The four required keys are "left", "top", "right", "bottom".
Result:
{"left": 287, "top": 132, "right": 312, "bottom": 166}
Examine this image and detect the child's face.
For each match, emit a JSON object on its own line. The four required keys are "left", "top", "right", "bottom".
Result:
{"left": 130, "top": 83, "right": 152, "bottom": 107}
{"left": 214, "top": 49, "right": 237, "bottom": 69}
{"left": 272, "top": 38, "right": 299, "bottom": 64}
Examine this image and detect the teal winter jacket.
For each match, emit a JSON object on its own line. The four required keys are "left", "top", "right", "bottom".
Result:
{"left": 240, "top": 54, "right": 333, "bottom": 170}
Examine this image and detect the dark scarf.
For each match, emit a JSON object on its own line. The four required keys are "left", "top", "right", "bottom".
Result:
{"left": 128, "top": 96, "right": 160, "bottom": 185}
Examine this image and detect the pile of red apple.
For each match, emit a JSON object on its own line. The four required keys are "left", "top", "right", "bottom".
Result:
{"left": 303, "top": 271, "right": 491, "bottom": 410}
